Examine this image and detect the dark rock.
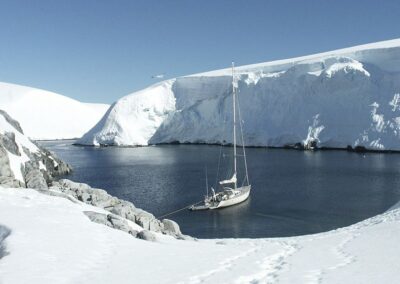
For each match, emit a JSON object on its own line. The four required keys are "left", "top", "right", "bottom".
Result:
{"left": 22, "top": 146, "right": 72, "bottom": 185}
{"left": 51, "top": 179, "right": 182, "bottom": 236}
{"left": 23, "top": 162, "right": 48, "bottom": 189}
{"left": 0, "top": 132, "right": 20, "bottom": 156}
{"left": 135, "top": 210, "right": 162, "bottom": 232}
{"left": 294, "top": 142, "right": 304, "bottom": 150}
{"left": 0, "top": 225, "right": 11, "bottom": 259}
{"left": 354, "top": 145, "right": 367, "bottom": 152}
{"left": 0, "top": 110, "right": 23, "bottom": 134}
{"left": 37, "top": 146, "right": 72, "bottom": 177}
{"left": 50, "top": 179, "right": 189, "bottom": 240}
{"left": 0, "top": 145, "right": 23, "bottom": 187}
{"left": 109, "top": 201, "right": 137, "bottom": 221}
{"left": 304, "top": 139, "right": 318, "bottom": 150}
{"left": 162, "top": 219, "right": 182, "bottom": 236}
{"left": 137, "top": 230, "right": 156, "bottom": 242}
{"left": 83, "top": 211, "right": 138, "bottom": 236}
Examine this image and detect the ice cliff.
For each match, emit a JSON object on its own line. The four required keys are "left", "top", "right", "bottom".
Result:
{"left": 79, "top": 39, "right": 400, "bottom": 151}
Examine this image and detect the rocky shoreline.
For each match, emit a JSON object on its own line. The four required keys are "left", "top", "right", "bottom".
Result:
{"left": 0, "top": 110, "right": 187, "bottom": 242}
{"left": 45, "top": 179, "right": 187, "bottom": 240}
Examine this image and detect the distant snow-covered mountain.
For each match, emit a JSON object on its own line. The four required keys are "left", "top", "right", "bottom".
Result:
{"left": 79, "top": 39, "right": 400, "bottom": 151}
{"left": 0, "top": 82, "right": 109, "bottom": 140}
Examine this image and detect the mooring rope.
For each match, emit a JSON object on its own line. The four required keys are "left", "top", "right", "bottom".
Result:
{"left": 157, "top": 200, "right": 204, "bottom": 219}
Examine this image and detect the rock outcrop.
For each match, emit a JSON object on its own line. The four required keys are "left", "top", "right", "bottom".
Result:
{"left": 50, "top": 179, "right": 188, "bottom": 240}
{"left": 83, "top": 211, "right": 138, "bottom": 237}
{"left": 0, "top": 225, "right": 11, "bottom": 259}
{"left": 137, "top": 230, "right": 156, "bottom": 242}
{"left": 0, "top": 145, "right": 24, "bottom": 188}
{"left": 0, "top": 110, "right": 23, "bottom": 134}
{"left": 0, "top": 110, "right": 72, "bottom": 189}
{"left": 0, "top": 111, "right": 187, "bottom": 241}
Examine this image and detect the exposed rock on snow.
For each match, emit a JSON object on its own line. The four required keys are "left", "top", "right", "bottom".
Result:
{"left": 50, "top": 179, "right": 187, "bottom": 239}
{"left": 1, "top": 187, "right": 400, "bottom": 283}
{"left": 0, "top": 112, "right": 185, "bottom": 242}
{"left": 162, "top": 219, "right": 182, "bottom": 237}
{"left": 83, "top": 211, "right": 138, "bottom": 237}
{"left": 23, "top": 163, "right": 48, "bottom": 189}
{"left": 137, "top": 230, "right": 157, "bottom": 242}
{"left": 0, "top": 110, "right": 23, "bottom": 134}
{"left": 0, "top": 112, "right": 185, "bottom": 240}
{"left": 0, "top": 82, "right": 110, "bottom": 140}
{"left": 0, "top": 225, "right": 11, "bottom": 259}
{"left": 79, "top": 39, "right": 400, "bottom": 151}
{"left": 0, "top": 110, "right": 71, "bottom": 188}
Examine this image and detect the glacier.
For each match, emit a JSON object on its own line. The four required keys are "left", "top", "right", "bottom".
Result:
{"left": 0, "top": 82, "right": 110, "bottom": 140}
{"left": 78, "top": 39, "right": 400, "bottom": 151}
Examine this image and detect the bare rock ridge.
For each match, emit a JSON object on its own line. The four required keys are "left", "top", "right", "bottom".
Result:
{"left": 0, "top": 109, "right": 71, "bottom": 189}
{"left": 0, "top": 110, "right": 24, "bottom": 135}
{"left": 0, "top": 110, "right": 186, "bottom": 241}
{"left": 47, "top": 179, "right": 186, "bottom": 240}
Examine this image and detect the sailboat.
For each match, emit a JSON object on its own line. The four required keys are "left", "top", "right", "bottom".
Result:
{"left": 190, "top": 62, "right": 251, "bottom": 210}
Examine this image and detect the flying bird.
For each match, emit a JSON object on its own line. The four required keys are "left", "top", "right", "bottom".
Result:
{"left": 151, "top": 74, "right": 165, "bottom": 79}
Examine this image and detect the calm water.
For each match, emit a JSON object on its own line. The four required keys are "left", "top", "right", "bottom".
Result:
{"left": 39, "top": 141, "right": 400, "bottom": 238}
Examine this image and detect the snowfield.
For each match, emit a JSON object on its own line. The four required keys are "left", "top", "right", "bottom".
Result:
{"left": 0, "top": 186, "right": 399, "bottom": 283}
{"left": 79, "top": 38, "right": 400, "bottom": 150}
{"left": 0, "top": 82, "right": 110, "bottom": 140}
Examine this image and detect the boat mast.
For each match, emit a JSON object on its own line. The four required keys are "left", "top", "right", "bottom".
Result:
{"left": 232, "top": 62, "right": 237, "bottom": 190}
{"left": 205, "top": 166, "right": 208, "bottom": 197}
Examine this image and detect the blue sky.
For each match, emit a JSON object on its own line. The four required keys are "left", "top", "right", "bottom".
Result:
{"left": 0, "top": 0, "right": 399, "bottom": 103}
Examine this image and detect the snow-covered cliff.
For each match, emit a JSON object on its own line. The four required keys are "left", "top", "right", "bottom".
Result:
{"left": 0, "top": 82, "right": 110, "bottom": 140}
{"left": 0, "top": 110, "right": 70, "bottom": 188}
{"left": 79, "top": 39, "right": 400, "bottom": 150}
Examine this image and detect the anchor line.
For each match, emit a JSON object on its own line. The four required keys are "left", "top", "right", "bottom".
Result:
{"left": 157, "top": 200, "right": 203, "bottom": 219}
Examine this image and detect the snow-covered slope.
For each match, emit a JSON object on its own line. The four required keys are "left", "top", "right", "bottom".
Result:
{"left": 79, "top": 39, "right": 400, "bottom": 150}
{"left": 0, "top": 82, "right": 110, "bottom": 140}
{"left": 1, "top": 186, "right": 400, "bottom": 283}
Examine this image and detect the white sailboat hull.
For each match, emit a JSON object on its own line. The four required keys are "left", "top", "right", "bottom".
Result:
{"left": 189, "top": 63, "right": 252, "bottom": 212}
{"left": 211, "top": 185, "right": 251, "bottom": 209}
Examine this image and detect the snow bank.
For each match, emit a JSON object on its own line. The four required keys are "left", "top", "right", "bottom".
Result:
{"left": 1, "top": 186, "right": 400, "bottom": 283}
{"left": 79, "top": 39, "right": 400, "bottom": 150}
{"left": 0, "top": 82, "right": 110, "bottom": 140}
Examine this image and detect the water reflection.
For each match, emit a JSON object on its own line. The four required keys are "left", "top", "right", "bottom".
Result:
{"left": 40, "top": 141, "right": 400, "bottom": 238}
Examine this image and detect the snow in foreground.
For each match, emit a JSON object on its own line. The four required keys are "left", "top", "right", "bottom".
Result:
{"left": 79, "top": 38, "right": 400, "bottom": 151}
{"left": 0, "top": 82, "right": 110, "bottom": 140}
{"left": 1, "top": 187, "right": 399, "bottom": 283}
